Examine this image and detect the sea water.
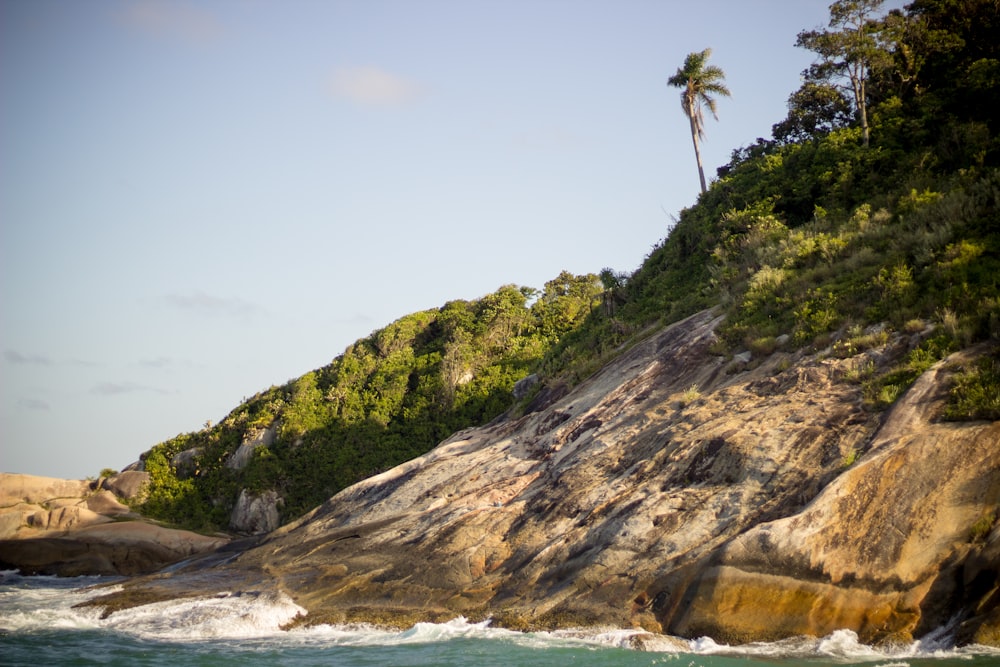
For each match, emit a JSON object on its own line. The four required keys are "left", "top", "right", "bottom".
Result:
{"left": 2, "top": 571, "right": 998, "bottom": 667}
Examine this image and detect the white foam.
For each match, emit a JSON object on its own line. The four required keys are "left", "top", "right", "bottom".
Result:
{"left": 0, "top": 573, "right": 113, "bottom": 632}
{"left": 816, "top": 629, "right": 886, "bottom": 660}
{"left": 680, "top": 627, "right": 1000, "bottom": 662}
{"left": 5, "top": 574, "right": 1000, "bottom": 662}
{"left": 100, "top": 591, "right": 307, "bottom": 640}
{"left": 293, "top": 616, "right": 524, "bottom": 648}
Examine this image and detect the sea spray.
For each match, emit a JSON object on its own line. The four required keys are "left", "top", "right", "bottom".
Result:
{"left": 4, "top": 573, "right": 1000, "bottom": 667}
{"left": 99, "top": 590, "right": 307, "bottom": 640}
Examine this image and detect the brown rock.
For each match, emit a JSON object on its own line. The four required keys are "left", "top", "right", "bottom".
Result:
{"left": 26, "top": 505, "right": 111, "bottom": 532}
{"left": 101, "top": 471, "right": 150, "bottom": 501}
{"left": 0, "top": 522, "right": 228, "bottom": 576}
{"left": 230, "top": 488, "right": 282, "bottom": 535}
{"left": 0, "top": 474, "right": 89, "bottom": 506}
{"left": 0, "top": 472, "right": 228, "bottom": 575}
{"left": 85, "top": 489, "right": 133, "bottom": 516}
{"left": 91, "top": 311, "right": 1000, "bottom": 646}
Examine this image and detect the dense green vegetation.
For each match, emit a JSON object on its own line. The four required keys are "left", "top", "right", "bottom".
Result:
{"left": 544, "top": 0, "right": 998, "bottom": 382}
{"left": 138, "top": 273, "right": 604, "bottom": 528}
{"left": 138, "top": 0, "right": 999, "bottom": 531}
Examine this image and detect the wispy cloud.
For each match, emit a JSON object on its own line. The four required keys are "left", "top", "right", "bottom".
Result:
{"left": 137, "top": 356, "right": 204, "bottom": 371}
{"left": 91, "top": 381, "right": 168, "bottom": 396}
{"left": 118, "top": 0, "right": 224, "bottom": 43}
{"left": 5, "top": 349, "right": 52, "bottom": 366}
{"left": 330, "top": 65, "right": 425, "bottom": 107}
{"left": 162, "top": 291, "right": 261, "bottom": 319}
{"left": 18, "top": 397, "right": 51, "bottom": 411}
{"left": 139, "top": 355, "right": 173, "bottom": 369}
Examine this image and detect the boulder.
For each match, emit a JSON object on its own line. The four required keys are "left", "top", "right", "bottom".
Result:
{"left": 101, "top": 471, "right": 150, "bottom": 501}
{"left": 171, "top": 448, "right": 203, "bottom": 477}
{"left": 0, "top": 474, "right": 89, "bottom": 506}
{"left": 0, "top": 472, "right": 228, "bottom": 575}
{"left": 0, "top": 522, "right": 228, "bottom": 576}
{"left": 512, "top": 373, "right": 539, "bottom": 399}
{"left": 227, "top": 424, "right": 277, "bottom": 470}
{"left": 230, "top": 489, "right": 282, "bottom": 535}
{"left": 85, "top": 489, "right": 133, "bottom": 516}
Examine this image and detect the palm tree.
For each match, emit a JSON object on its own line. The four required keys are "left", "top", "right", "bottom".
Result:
{"left": 667, "top": 48, "right": 731, "bottom": 194}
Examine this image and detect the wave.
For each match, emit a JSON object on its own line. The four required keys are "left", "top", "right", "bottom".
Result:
{"left": 4, "top": 572, "right": 1000, "bottom": 663}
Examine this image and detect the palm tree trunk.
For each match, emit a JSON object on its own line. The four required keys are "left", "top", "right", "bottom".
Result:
{"left": 688, "top": 108, "right": 707, "bottom": 194}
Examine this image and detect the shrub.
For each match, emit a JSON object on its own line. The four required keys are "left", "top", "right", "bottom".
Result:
{"left": 944, "top": 354, "right": 1000, "bottom": 421}
{"left": 862, "top": 335, "right": 957, "bottom": 409}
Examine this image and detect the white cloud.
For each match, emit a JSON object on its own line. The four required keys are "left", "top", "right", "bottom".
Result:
{"left": 330, "top": 65, "right": 425, "bottom": 107}
{"left": 119, "top": 0, "right": 223, "bottom": 42}
{"left": 139, "top": 356, "right": 173, "bottom": 369}
{"left": 91, "top": 381, "right": 167, "bottom": 396}
{"left": 18, "top": 397, "right": 51, "bottom": 411}
{"left": 162, "top": 291, "right": 261, "bottom": 319}
{"left": 5, "top": 349, "right": 52, "bottom": 365}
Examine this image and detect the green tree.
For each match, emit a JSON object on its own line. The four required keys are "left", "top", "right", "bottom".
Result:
{"left": 772, "top": 81, "right": 854, "bottom": 144}
{"left": 796, "top": 0, "right": 891, "bottom": 147}
{"left": 667, "top": 48, "right": 731, "bottom": 194}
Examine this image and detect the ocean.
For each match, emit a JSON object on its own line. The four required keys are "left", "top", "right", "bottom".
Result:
{"left": 2, "top": 571, "right": 998, "bottom": 667}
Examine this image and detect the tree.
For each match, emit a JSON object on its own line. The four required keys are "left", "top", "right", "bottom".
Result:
{"left": 667, "top": 48, "right": 731, "bottom": 194}
{"left": 772, "top": 81, "right": 854, "bottom": 144}
{"left": 796, "top": 0, "right": 891, "bottom": 147}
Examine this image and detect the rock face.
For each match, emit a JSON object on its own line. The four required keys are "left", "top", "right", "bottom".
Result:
{"left": 227, "top": 425, "right": 278, "bottom": 470}
{"left": 0, "top": 472, "right": 226, "bottom": 576}
{"left": 230, "top": 489, "right": 282, "bottom": 535}
{"left": 100, "top": 470, "right": 151, "bottom": 502}
{"left": 91, "top": 310, "right": 1000, "bottom": 644}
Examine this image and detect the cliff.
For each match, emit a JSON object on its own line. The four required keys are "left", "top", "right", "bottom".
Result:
{"left": 88, "top": 309, "right": 1000, "bottom": 645}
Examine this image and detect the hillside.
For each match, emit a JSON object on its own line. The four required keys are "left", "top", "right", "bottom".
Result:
{"left": 132, "top": 0, "right": 999, "bottom": 537}
{"left": 135, "top": 273, "right": 607, "bottom": 529}
{"left": 88, "top": 306, "right": 1000, "bottom": 645}
{"left": 62, "top": 0, "right": 1000, "bottom": 646}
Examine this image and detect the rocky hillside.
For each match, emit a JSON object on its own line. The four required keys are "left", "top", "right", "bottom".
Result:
{"left": 87, "top": 307, "right": 1000, "bottom": 645}
{"left": 127, "top": 0, "right": 999, "bottom": 543}
{"left": 60, "top": 0, "right": 1000, "bottom": 647}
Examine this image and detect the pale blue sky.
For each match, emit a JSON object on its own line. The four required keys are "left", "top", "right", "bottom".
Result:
{"left": 3, "top": 0, "right": 857, "bottom": 479}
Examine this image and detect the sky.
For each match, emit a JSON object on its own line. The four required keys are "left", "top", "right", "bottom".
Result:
{"left": 1, "top": 0, "right": 866, "bottom": 480}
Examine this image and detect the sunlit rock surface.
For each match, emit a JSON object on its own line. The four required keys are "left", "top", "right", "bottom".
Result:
{"left": 85, "top": 310, "right": 1000, "bottom": 644}
{"left": 0, "top": 472, "right": 227, "bottom": 576}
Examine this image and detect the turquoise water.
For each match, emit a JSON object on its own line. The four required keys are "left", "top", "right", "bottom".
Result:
{"left": 3, "top": 572, "right": 998, "bottom": 667}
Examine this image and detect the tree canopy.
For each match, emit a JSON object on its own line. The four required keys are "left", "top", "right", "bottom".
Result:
{"left": 138, "top": 273, "right": 604, "bottom": 528}
{"left": 796, "top": 0, "right": 891, "bottom": 147}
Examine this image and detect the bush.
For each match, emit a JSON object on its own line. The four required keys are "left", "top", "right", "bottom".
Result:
{"left": 944, "top": 354, "right": 1000, "bottom": 421}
